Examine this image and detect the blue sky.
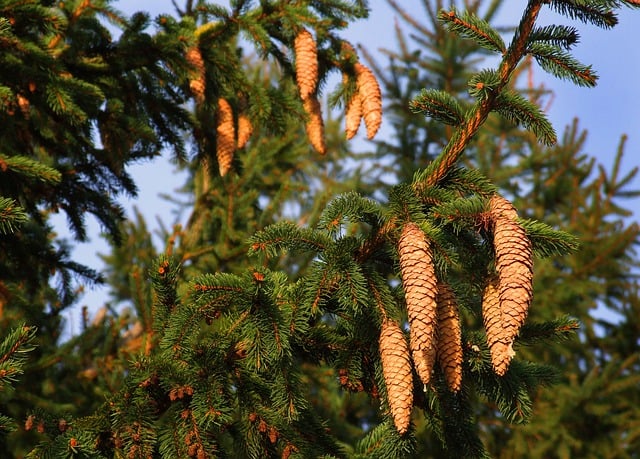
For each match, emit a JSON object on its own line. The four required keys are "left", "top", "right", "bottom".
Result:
{"left": 56, "top": 1, "right": 639, "bottom": 333}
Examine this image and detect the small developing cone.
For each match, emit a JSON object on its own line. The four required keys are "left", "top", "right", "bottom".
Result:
{"left": 482, "top": 276, "right": 514, "bottom": 375}
{"left": 355, "top": 63, "right": 382, "bottom": 140}
{"left": 237, "top": 113, "right": 253, "bottom": 149}
{"left": 186, "top": 46, "right": 206, "bottom": 104}
{"left": 17, "top": 94, "right": 30, "bottom": 118}
{"left": 294, "top": 29, "right": 318, "bottom": 100}
{"left": 303, "top": 96, "right": 326, "bottom": 154}
{"left": 216, "top": 98, "right": 235, "bottom": 176}
{"left": 397, "top": 222, "right": 438, "bottom": 386}
{"left": 379, "top": 318, "right": 413, "bottom": 435}
{"left": 343, "top": 74, "right": 362, "bottom": 140}
{"left": 487, "top": 194, "right": 534, "bottom": 375}
{"left": 436, "top": 282, "right": 463, "bottom": 392}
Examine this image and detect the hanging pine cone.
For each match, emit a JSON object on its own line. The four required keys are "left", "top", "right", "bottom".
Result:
{"left": 436, "top": 282, "right": 463, "bottom": 392}
{"left": 481, "top": 275, "right": 514, "bottom": 376}
{"left": 237, "top": 113, "right": 253, "bottom": 149}
{"left": 398, "top": 222, "right": 438, "bottom": 386}
{"left": 488, "top": 194, "right": 534, "bottom": 375}
{"left": 294, "top": 28, "right": 318, "bottom": 100}
{"left": 379, "top": 318, "right": 413, "bottom": 435}
{"left": 355, "top": 63, "right": 382, "bottom": 140}
{"left": 342, "top": 73, "right": 362, "bottom": 140}
{"left": 186, "top": 46, "right": 206, "bottom": 104}
{"left": 303, "top": 96, "right": 326, "bottom": 155}
{"left": 216, "top": 98, "right": 235, "bottom": 176}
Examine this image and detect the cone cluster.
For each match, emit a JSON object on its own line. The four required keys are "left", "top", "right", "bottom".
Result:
{"left": 293, "top": 30, "right": 383, "bottom": 153}
{"left": 378, "top": 222, "right": 464, "bottom": 434}
{"left": 483, "top": 194, "right": 534, "bottom": 375}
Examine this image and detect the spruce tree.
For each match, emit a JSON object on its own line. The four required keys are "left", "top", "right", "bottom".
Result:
{"left": 0, "top": 0, "right": 638, "bottom": 458}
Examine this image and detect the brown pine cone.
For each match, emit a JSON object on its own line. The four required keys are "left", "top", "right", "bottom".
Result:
{"left": 489, "top": 194, "right": 533, "bottom": 372}
{"left": 186, "top": 46, "right": 206, "bottom": 103}
{"left": 436, "top": 282, "right": 463, "bottom": 392}
{"left": 355, "top": 63, "right": 382, "bottom": 140}
{"left": 216, "top": 98, "right": 235, "bottom": 176}
{"left": 398, "top": 222, "right": 438, "bottom": 386}
{"left": 303, "top": 96, "right": 326, "bottom": 154}
{"left": 379, "top": 318, "right": 413, "bottom": 435}
{"left": 294, "top": 29, "right": 318, "bottom": 100}
{"left": 237, "top": 113, "right": 253, "bottom": 149}
{"left": 482, "top": 275, "right": 514, "bottom": 376}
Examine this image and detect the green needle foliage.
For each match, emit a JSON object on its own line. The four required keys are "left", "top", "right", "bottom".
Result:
{"left": 0, "top": 0, "right": 639, "bottom": 458}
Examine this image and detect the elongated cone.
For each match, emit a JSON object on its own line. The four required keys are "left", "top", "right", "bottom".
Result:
{"left": 436, "top": 282, "right": 463, "bottom": 392}
{"left": 482, "top": 275, "right": 514, "bottom": 376}
{"left": 488, "top": 194, "right": 534, "bottom": 375}
{"left": 186, "top": 46, "right": 206, "bottom": 103}
{"left": 216, "top": 98, "right": 235, "bottom": 176}
{"left": 379, "top": 318, "right": 413, "bottom": 435}
{"left": 343, "top": 73, "right": 362, "bottom": 140}
{"left": 294, "top": 29, "right": 318, "bottom": 100}
{"left": 355, "top": 63, "right": 382, "bottom": 140}
{"left": 237, "top": 113, "right": 253, "bottom": 149}
{"left": 398, "top": 222, "right": 438, "bottom": 386}
{"left": 303, "top": 96, "right": 326, "bottom": 154}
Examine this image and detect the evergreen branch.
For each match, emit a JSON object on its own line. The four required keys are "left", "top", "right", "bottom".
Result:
{"left": 430, "top": 196, "right": 486, "bottom": 224}
{"left": 0, "top": 154, "right": 62, "bottom": 184}
{"left": 493, "top": 89, "right": 557, "bottom": 145}
{"left": 317, "top": 191, "right": 383, "bottom": 235}
{"left": 248, "top": 221, "right": 332, "bottom": 259}
{"left": 518, "top": 315, "right": 580, "bottom": 345}
{"left": 438, "top": 8, "right": 506, "bottom": 54}
{"left": 0, "top": 325, "right": 37, "bottom": 388}
{"left": 0, "top": 198, "right": 28, "bottom": 235}
{"left": 520, "top": 219, "right": 580, "bottom": 258}
{"left": 528, "top": 42, "right": 597, "bottom": 87}
{"left": 413, "top": 1, "right": 545, "bottom": 192}
{"left": 529, "top": 24, "right": 580, "bottom": 49}
{"left": 547, "top": 0, "right": 619, "bottom": 28}
{"left": 409, "top": 88, "right": 465, "bottom": 126}
{"left": 443, "top": 167, "right": 498, "bottom": 197}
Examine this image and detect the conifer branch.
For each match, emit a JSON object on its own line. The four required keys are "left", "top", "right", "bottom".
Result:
{"left": 414, "top": 1, "right": 544, "bottom": 192}
{"left": 438, "top": 8, "right": 506, "bottom": 54}
{"left": 0, "top": 198, "right": 28, "bottom": 235}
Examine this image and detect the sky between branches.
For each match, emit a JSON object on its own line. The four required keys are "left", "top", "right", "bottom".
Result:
{"left": 54, "top": 0, "right": 640, "bottom": 335}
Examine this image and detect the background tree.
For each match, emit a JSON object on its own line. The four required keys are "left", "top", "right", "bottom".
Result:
{"left": 0, "top": 0, "right": 638, "bottom": 458}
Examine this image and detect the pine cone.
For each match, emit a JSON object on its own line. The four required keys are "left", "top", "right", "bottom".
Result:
{"left": 489, "top": 194, "right": 534, "bottom": 374}
{"left": 398, "top": 222, "right": 438, "bottom": 386}
{"left": 237, "top": 113, "right": 253, "bottom": 149}
{"left": 303, "top": 96, "right": 326, "bottom": 155}
{"left": 294, "top": 29, "right": 318, "bottom": 100}
{"left": 482, "top": 275, "right": 514, "bottom": 376}
{"left": 186, "top": 46, "right": 206, "bottom": 103}
{"left": 216, "top": 98, "right": 235, "bottom": 176}
{"left": 355, "top": 63, "right": 382, "bottom": 140}
{"left": 379, "top": 318, "right": 413, "bottom": 435}
{"left": 343, "top": 73, "right": 362, "bottom": 140}
{"left": 436, "top": 282, "right": 463, "bottom": 392}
